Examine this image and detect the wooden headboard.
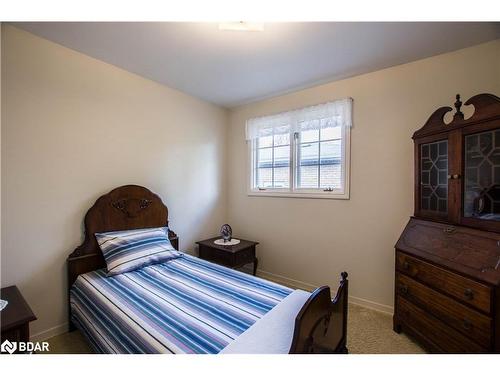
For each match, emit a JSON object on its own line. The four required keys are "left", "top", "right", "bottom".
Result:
{"left": 67, "top": 185, "right": 178, "bottom": 289}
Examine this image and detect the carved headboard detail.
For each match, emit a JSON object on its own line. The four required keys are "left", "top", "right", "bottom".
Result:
{"left": 111, "top": 198, "right": 153, "bottom": 218}
{"left": 67, "top": 185, "right": 178, "bottom": 288}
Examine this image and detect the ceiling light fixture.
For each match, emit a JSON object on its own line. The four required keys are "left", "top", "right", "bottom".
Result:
{"left": 218, "top": 22, "right": 264, "bottom": 32}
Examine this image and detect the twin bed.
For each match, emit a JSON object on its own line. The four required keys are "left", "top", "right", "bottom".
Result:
{"left": 67, "top": 185, "right": 349, "bottom": 354}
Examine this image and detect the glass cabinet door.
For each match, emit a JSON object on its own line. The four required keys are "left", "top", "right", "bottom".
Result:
{"left": 464, "top": 130, "right": 500, "bottom": 221}
{"left": 420, "top": 140, "right": 448, "bottom": 214}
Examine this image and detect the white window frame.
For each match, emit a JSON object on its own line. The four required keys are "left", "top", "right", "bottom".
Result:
{"left": 247, "top": 100, "right": 352, "bottom": 200}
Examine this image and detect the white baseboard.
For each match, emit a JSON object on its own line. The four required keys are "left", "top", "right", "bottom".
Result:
{"left": 256, "top": 269, "right": 317, "bottom": 291}
{"left": 349, "top": 296, "right": 393, "bottom": 315}
{"left": 30, "top": 322, "right": 69, "bottom": 342}
{"left": 257, "top": 268, "right": 394, "bottom": 315}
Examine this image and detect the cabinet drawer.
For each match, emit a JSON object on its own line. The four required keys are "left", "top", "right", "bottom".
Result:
{"left": 396, "top": 252, "right": 492, "bottom": 313}
{"left": 396, "top": 273, "right": 492, "bottom": 347}
{"left": 397, "top": 297, "right": 486, "bottom": 353}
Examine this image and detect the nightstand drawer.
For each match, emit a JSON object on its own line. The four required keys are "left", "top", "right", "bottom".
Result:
{"left": 199, "top": 245, "right": 232, "bottom": 266}
{"left": 1, "top": 324, "right": 31, "bottom": 352}
{"left": 234, "top": 247, "right": 255, "bottom": 265}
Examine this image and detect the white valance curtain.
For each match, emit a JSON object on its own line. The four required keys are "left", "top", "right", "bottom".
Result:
{"left": 245, "top": 98, "right": 353, "bottom": 140}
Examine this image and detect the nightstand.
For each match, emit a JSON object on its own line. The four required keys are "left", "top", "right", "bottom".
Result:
{"left": 196, "top": 237, "right": 259, "bottom": 275}
{"left": 1, "top": 285, "right": 37, "bottom": 352}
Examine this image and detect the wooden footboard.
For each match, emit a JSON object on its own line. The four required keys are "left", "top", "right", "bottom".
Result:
{"left": 289, "top": 272, "right": 349, "bottom": 354}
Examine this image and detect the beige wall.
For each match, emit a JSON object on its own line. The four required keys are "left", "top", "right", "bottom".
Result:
{"left": 1, "top": 25, "right": 228, "bottom": 338}
{"left": 1, "top": 23, "right": 499, "bottom": 340}
{"left": 227, "top": 40, "right": 500, "bottom": 311}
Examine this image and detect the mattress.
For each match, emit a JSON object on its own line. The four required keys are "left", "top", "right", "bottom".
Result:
{"left": 70, "top": 254, "right": 295, "bottom": 354}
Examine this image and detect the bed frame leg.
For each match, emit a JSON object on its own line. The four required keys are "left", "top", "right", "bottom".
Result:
{"left": 393, "top": 321, "right": 402, "bottom": 334}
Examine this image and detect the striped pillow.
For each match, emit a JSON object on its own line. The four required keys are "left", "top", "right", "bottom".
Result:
{"left": 95, "top": 227, "right": 182, "bottom": 276}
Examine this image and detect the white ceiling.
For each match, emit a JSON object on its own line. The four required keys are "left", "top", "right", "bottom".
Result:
{"left": 13, "top": 22, "right": 500, "bottom": 108}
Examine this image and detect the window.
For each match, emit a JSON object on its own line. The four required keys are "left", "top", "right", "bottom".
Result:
{"left": 247, "top": 98, "right": 352, "bottom": 199}
{"left": 253, "top": 126, "right": 291, "bottom": 189}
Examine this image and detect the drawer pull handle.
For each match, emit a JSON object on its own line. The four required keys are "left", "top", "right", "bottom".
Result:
{"left": 462, "top": 319, "right": 472, "bottom": 330}
{"left": 402, "top": 261, "right": 410, "bottom": 270}
{"left": 464, "top": 289, "right": 474, "bottom": 300}
{"left": 399, "top": 284, "right": 408, "bottom": 295}
{"left": 443, "top": 226, "right": 456, "bottom": 234}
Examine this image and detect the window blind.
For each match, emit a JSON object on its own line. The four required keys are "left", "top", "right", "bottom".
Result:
{"left": 245, "top": 98, "right": 353, "bottom": 141}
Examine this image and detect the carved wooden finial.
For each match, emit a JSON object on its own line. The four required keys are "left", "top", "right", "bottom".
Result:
{"left": 453, "top": 94, "right": 464, "bottom": 121}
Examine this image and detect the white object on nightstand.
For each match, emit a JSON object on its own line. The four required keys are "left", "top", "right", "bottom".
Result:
{"left": 214, "top": 238, "right": 241, "bottom": 246}
{"left": 0, "top": 299, "right": 7, "bottom": 311}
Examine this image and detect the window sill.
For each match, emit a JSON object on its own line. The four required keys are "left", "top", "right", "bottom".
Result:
{"left": 247, "top": 190, "right": 350, "bottom": 200}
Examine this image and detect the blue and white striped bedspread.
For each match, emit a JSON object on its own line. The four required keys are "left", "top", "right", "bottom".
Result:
{"left": 70, "top": 254, "right": 293, "bottom": 353}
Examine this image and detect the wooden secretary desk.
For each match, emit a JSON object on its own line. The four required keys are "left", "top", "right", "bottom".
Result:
{"left": 394, "top": 93, "right": 500, "bottom": 353}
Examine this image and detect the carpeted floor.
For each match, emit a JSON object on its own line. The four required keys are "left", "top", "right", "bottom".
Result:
{"left": 39, "top": 304, "right": 425, "bottom": 354}
{"left": 347, "top": 304, "right": 425, "bottom": 353}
